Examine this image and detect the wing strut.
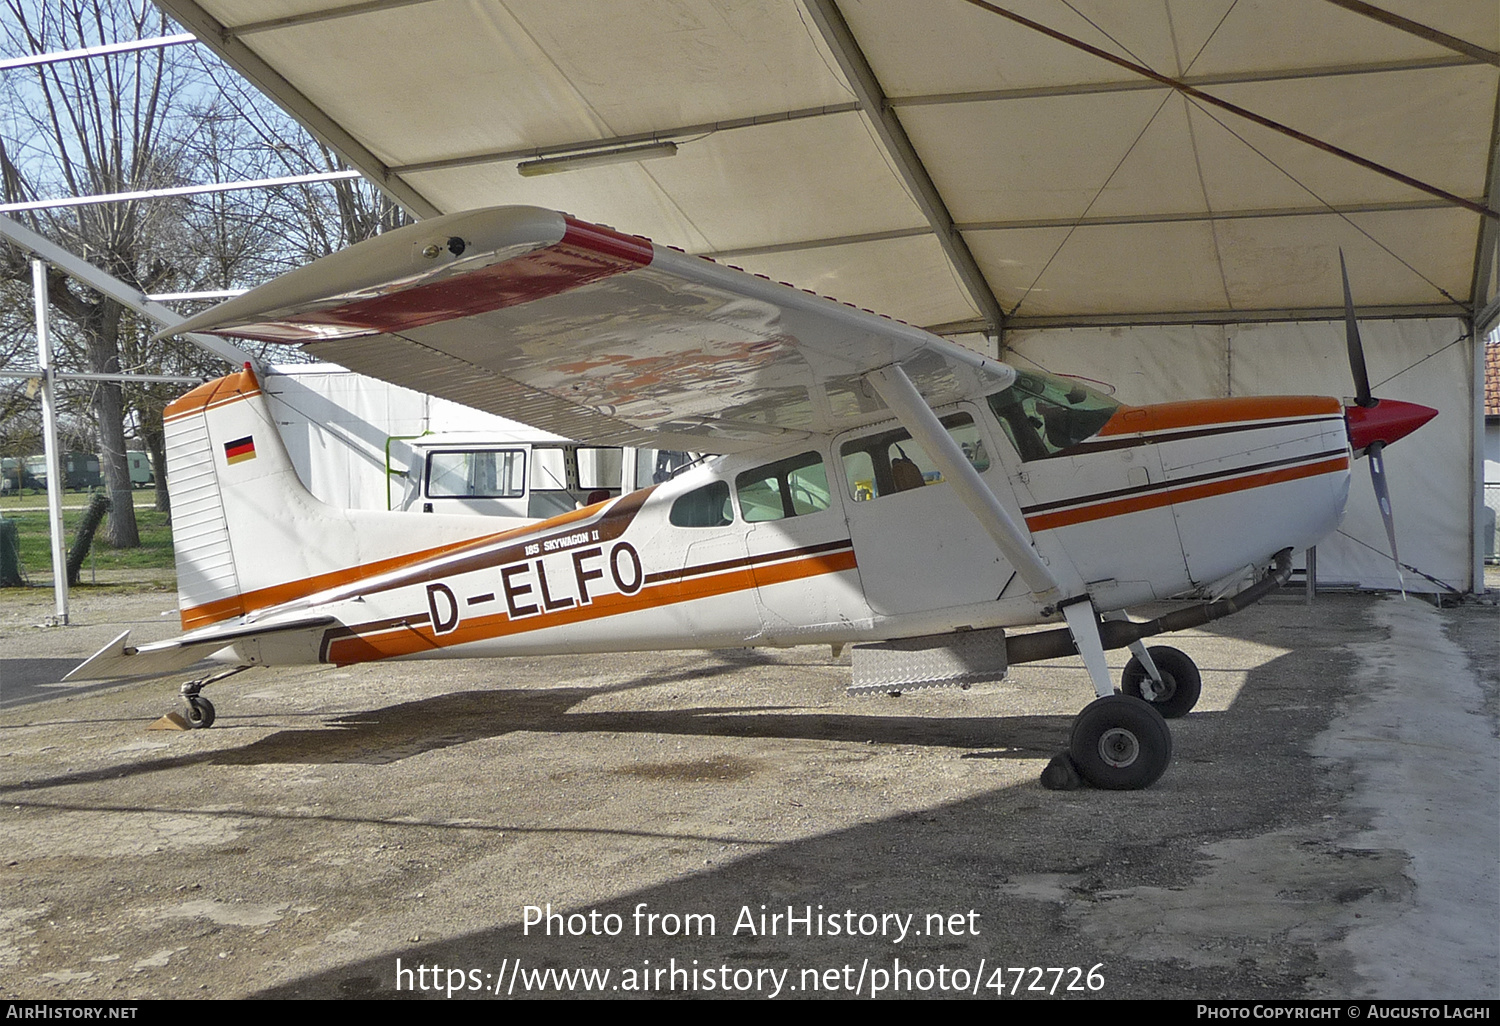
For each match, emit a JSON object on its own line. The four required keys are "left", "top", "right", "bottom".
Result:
{"left": 863, "top": 364, "right": 1062, "bottom": 605}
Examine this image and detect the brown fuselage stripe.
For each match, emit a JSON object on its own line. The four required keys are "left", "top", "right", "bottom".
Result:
{"left": 1024, "top": 455, "right": 1349, "bottom": 532}
{"left": 642, "top": 538, "right": 855, "bottom": 586}
{"left": 322, "top": 538, "right": 855, "bottom": 653}
{"left": 1038, "top": 415, "right": 1343, "bottom": 460}
{"left": 1023, "top": 448, "right": 1348, "bottom": 515}
{"left": 1096, "top": 396, "right": 1343, "bottom": 437}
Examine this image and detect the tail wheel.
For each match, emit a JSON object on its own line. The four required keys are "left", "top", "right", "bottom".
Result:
{"left": 1121, "top": 645, "right": 1201, "bottom": 719}
{"left": 1069, "top": 695, "right": 1171, "bottom": 790}
{"left": 185, "top": 696, "right": 216, "bottom": 729}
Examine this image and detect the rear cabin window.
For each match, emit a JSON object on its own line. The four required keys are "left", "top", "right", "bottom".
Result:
{"left": 426, "top": 449, "right": 526, "bottom": 498}
{"left": 735, "top": 451, "right": 831, "bottom": 523}
{"left": 986, "top": 371, "right": 1120, "bottom": 461}
{"left": 670, "top": 481, "right": 733, "bottom": 528}
{"left": 840, "top": 413, "right": 989, "bottom": 502}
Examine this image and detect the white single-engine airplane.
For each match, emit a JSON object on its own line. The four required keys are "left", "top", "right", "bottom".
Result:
{"left": 68, "top": 207, "right": 1436, "bottom": 790}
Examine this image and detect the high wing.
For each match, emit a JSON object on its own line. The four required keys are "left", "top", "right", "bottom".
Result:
{"left": 169, "top": 206, "right": 1013, "bottom": 454}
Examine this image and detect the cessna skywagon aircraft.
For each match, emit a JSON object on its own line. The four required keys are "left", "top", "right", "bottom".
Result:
{"left": 68, "top": 206, "right": 1436, "bottom": 790}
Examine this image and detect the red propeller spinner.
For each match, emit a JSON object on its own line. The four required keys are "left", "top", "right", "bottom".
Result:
{"left": 1345, "top": 398, "right": 1438, "bottom": 455}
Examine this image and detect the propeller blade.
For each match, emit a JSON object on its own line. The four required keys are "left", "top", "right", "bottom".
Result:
{"left": 1366, "top": 440, "right": 1406, "bottom": 598}
{"left": 1341, "top": 250, "right": 1376, "bottom": 408}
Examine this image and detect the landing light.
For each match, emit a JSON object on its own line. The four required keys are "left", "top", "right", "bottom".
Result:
{"left": 517, "top": 142, "right": 679, "bottom": 177}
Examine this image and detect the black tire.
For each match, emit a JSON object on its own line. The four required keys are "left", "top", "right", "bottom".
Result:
{"left": 1121, "top": 645, "right": 1201, "bottom": 719}
{"left": 185, "top": 696, "right": 216, "bottom": 729}
{"left": 1069, "top": 695, "right": 1171, "bottom": 790}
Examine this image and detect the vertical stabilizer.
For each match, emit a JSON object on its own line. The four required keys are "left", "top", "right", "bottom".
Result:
{"left": 163, "top": 366, "right": 261, "bottom": 628}
{"left": 164, "top": 363, "right": 356, "bottom": 629}
{"left": 163, "top": 364, "right": 531, "bottom": 632}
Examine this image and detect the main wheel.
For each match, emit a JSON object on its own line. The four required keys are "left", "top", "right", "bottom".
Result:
{"left": 185, "top": 696, "right": 216, "bottom": 729}
{"left": 1069, "top": 695, "right": 1171, "bottom": 790}
{"left": 1121, "top": 645, "right": 1201, "bottom": 718}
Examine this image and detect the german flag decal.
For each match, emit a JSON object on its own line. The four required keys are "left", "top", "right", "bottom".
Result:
{"left": 224, "top": 436, "right": 256, "bottom": 465}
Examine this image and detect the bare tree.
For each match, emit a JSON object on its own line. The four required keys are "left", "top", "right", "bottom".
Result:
{"left": 0, "top": 0, "right": 202, "bottom": 545}
{"left": 1, "top": 2, "right": 415, "bottom": 532}
{"left": 186, "top": 64, "right": 412, "bottom": 261}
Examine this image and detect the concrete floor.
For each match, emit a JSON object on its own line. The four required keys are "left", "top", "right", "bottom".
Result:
{"left": 0, "top": 582, "right": 1495, "bottom": 1000}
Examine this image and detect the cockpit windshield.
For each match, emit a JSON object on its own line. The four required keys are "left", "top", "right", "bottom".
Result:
{"left": 987, "top": 370, "right": 1121, "bottom": 461}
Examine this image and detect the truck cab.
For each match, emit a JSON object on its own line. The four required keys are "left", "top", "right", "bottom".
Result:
{"left": 394, "top": 433, "right": 697, "bottom": 517}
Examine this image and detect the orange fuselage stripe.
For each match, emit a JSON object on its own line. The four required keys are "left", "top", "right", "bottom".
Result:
{"left": 326, "top": 549, "right": 859, "bottom": 664}
{"left": 180, "top": 502, "right": 610, "bottom": 630}
{"left": 1097, "top": 396, "right": 1343, "bottom": 437}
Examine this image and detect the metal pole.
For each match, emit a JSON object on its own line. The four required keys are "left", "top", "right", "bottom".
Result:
{"left": 0, "top": 213, "right": 260, "bottom": 371}
{"left": 0, "top": 33, "right": 197, "bottom": 72}
{"left": 33, "top": 260, "right": 68, "bottom": 624}
{"left": 0, "top": 169, "right": 363, "bottom": 215}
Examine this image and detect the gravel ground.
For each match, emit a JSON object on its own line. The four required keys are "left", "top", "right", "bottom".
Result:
{"left": 0, "top": 582, "right": 1495, "bottom": 1001}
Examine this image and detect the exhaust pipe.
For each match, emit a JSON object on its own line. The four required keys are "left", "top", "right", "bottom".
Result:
{"left": 1006, "top": 548, "right": 1294, "bottom": 666}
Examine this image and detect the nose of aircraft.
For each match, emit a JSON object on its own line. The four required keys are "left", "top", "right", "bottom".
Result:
{"left": 1344, "top": 398, "right": 1438, "bottom": 454}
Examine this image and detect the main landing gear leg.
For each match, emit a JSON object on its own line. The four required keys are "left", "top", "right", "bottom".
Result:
{"left": 177, "top": 666, "right": 249, "bottom": 729}
{"left": 1063, "top": 599, "right": 1115, "bottom": 700}
{"left": 1041, "top": 600, "right": 1172, "bottom": 791}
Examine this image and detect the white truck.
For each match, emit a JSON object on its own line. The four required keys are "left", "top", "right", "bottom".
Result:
{"left": 392, "top": 433, "right": 697, "bottom": 517}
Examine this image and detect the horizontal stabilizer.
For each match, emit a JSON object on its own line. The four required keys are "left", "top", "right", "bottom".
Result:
{"left": 64, "top": 616, "right": 338, "bottom": 682}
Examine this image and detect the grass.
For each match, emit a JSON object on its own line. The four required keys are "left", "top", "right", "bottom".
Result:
{"left": 1, "top": 489, "right": 176, "bottom": 580}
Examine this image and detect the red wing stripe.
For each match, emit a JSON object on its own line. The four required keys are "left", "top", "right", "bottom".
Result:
{"left": 217, "top": 218, "right": 654, "bottom": 343}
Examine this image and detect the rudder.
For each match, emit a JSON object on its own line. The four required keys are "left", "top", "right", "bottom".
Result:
{"left": 164, "top": 364, "right": 346, "bottom": 629}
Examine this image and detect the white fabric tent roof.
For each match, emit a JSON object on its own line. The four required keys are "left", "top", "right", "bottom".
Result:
{"left": 157, "top": 0, "right": 1500, "bottom": 338}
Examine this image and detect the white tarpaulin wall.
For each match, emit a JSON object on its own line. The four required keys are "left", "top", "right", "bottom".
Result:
{"left": 150, "top": 0, "right": 1496, "bottom": 592}
{"left": 1007, "top": 318, "right": 1476, "bottom": 592}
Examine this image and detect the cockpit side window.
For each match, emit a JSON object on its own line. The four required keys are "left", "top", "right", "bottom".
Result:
{"left": 986, "top": 371, "right": 1120, "bottom": 461}
{"left": 426, "top": 449, "right": 526, "bottom": 498}
{"left": 839, "top": 413, "right": 989, "bottom": 501}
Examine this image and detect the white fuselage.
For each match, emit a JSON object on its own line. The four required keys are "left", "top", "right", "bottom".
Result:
{"left": 220, "top": 390, "right": 1351, "bottom": 670}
